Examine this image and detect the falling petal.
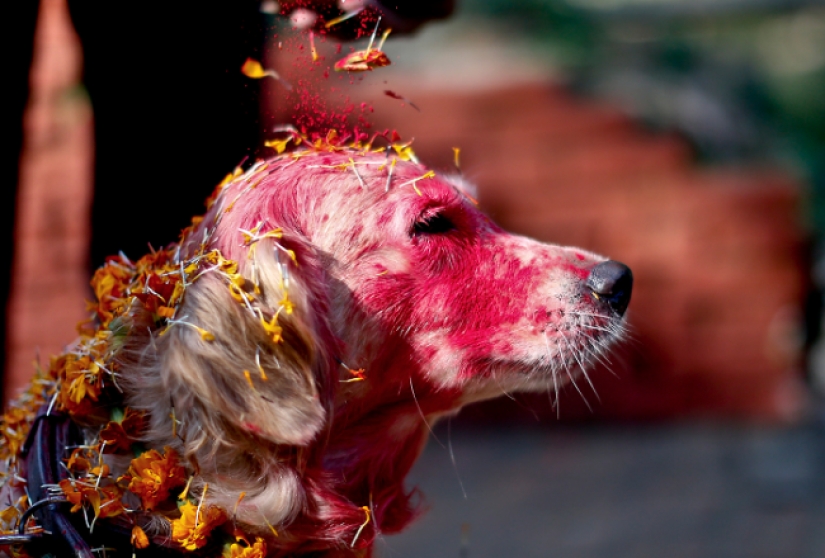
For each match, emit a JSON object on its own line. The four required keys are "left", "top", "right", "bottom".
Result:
{"left": 240, "top": 58, "right": 292, "bottom": 90}
{"left": 325, "top": 8, "right": 363, "bottom": 28}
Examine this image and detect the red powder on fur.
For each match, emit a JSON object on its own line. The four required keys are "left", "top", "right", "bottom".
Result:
{"left": 243, "top": 422, "right": 263, "bottom": 434}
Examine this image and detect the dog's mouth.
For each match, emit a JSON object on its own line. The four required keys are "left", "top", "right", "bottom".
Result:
{"left": 536, "top": 260, "right": 632, "bottom": 388}
{"left": 550, "top": 257, "right": 633, "bottom": 361}
{"left": 543, "top": 308, "right": 626, "bottom": 373}
{"left": 456, "top": 260, "right": 633, "bottom": 402}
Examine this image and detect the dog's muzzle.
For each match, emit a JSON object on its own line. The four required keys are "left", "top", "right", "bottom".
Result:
{"left": 585, "top": 260, "right": 633, "bottom": 316}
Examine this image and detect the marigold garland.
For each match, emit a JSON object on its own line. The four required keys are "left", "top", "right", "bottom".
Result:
{"left": 0, "top": 129, "right": 427, "bottom": 553}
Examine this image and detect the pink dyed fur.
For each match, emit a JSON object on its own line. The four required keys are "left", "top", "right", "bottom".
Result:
{"left": 29, "top": 149, "right": 627, "bottom": 557}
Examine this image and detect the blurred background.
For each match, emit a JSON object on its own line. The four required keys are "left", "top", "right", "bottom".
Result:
{"left": 11, "top": 0, "right": 825, "bottom": 556}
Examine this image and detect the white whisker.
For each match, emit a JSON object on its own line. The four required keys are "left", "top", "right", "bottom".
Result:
{"left": 410, "top": 377, "right": 444, "bottom": 448}
{"left": 559, "top": 329, "right": 600, "bottom": 402}
{"left": 447, "top": 419, "right": 467, "bottom": 499}
{"left": 492, "top": 372, "right": 517, "bottom": 401}
{"left": 566, "top": 310, "right": 614, "bottom": 321}
{"left": 555, "top": 330, "right": 592, "bottom": 411}
{"left": 579, "top": 324, "right": 614, "bottom": 334}
{"left": 564, "top": 366, "right": 592, "bottom": 412}
{"left": 543, "top": 330, "right": 561, "bottom": 416}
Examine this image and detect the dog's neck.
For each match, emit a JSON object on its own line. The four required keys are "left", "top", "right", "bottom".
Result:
{"left": 318, "top": 361, "right": 461, "bottom": 533}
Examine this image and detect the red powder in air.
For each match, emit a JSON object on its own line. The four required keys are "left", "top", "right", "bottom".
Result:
{"left": 263, "top": 14, "right": 388, "bottom": 142}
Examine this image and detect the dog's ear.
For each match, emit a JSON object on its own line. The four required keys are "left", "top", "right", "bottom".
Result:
{"left": 155, "top": 235, "right": 335, "bottom": 451}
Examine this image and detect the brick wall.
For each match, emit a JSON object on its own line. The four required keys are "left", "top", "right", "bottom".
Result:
{"left": 8, "top": 0, "right": 92, "bottom": 398}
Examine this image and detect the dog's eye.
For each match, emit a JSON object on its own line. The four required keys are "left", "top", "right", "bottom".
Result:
{"left": 412, "top": 213, "right": 455, "bottom": 236}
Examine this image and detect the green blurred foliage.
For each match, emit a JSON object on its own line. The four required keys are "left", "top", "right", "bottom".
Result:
{"left": 462, "top": 0, "right": 825, "bottom": 237}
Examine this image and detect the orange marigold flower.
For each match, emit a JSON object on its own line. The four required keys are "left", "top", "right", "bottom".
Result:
{"left": 131, "top": 525, "right": 150, "bottom": 549}
{"left": 334, "top": 27, "right": 392, "bottom": 72}
{"left": 90, "top": 258, "right": 134, "bottom": 327}
{"left": 59, "top": 479, "right": 85, "bottom": 513}
{"left": 100, "top": 408, "right": 146, "bottom": 454}
{"left": 58, "top": 355, "right": 103, "bottom": 417}
{"left": 99, "top": 420, "right": 130, "bottom": 453}
{"left": 96, "top": 484, "right": 126, "bottom": 519}
{"left": 334, "top": 48, "right": 391, "bottom": 72}
{"left": 66, "top": 448, "right": 92, "bottom": 473}
{"left": 0, "top": 357, "right": 57, "bottom": 465}
{"left": 58, "top": 479, "right": 123, "bottom": 519}
{"left": 171, "top": 501, "right": 227, "bottom": 551}
{"left": 1, "top": 406, "right": 36, "bottom": 460}
{"left": 123, "top": 447, "right": 186, "bottom": 511}
{"left": 223, "top": 536, "right": 267, "bottom": 558}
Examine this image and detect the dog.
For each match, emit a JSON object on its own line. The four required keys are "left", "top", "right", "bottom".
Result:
{"left": 0, "top": 138, "right": 631, "bottom": 557}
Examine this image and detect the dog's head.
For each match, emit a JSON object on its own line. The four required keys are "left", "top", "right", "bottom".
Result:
{"left": 118, "top": 147, "right": 631, "bottom": 550}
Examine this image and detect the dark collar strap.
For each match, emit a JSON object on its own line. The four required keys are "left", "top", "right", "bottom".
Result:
{"left": 4, "top": 408, "right": 191, "bottom": 557}
{"left": 15, "top": 407, "right": 94, "bottom": 558}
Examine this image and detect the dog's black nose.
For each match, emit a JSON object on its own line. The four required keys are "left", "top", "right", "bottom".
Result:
{"left": 585, "top": 260, "right": 633, "bottom": 316}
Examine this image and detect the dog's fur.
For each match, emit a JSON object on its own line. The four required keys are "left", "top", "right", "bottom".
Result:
{"left": 3, "top": 148, "right": 628, "bottom": 557}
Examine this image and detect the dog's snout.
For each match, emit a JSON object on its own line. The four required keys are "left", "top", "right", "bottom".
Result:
{"left": 585, "top": 260, "right": 633, "bottom": 316}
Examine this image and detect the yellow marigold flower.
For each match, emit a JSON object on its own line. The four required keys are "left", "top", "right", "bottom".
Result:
{"left": 228, "top": 279, "right": 249, "bottom": 304}
{"left": 241, "top": 58, "right": 274, "bottom": 79}
{"left": 260, "top": 314, "right": 283, "bottom": 344}
{"left": 123, "top": 447, "right": 186, "bottom": 511}
{"left": 218, "top": 257, "right": 239, "bottom": 276}
{"left": 392, "top": 141, "right": 416, "bottom": 161}
{"left": 91, "top": 269, "right": 119, "bottom": 303}
{"left": 264, "top": 138, "right": 292, "bottom": 154}
{"left": 167, "top": 281, "right": 185, "bottom": 307}
{"left": 196, "top": 326, "right": 216, "bottom": 342}
{"left": 223, "top": 536, "right": 267, "bottom": 558}
{"left": 279, "top": 295, "right": 293, "bottom": 315}
{"left": 0, "top": 505, "right": 20, "bottom": 529}
{"left": 156, "top": 306, "right": 176, "bottom": 319}
{"left": 203, "top": 250, "right": 222, "bottom": 266}
{"left": 243, "top": 370, "right": 256, "bottom": 391}
{"left": 171, "top": 501, "right": 227, "bottom": 551}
